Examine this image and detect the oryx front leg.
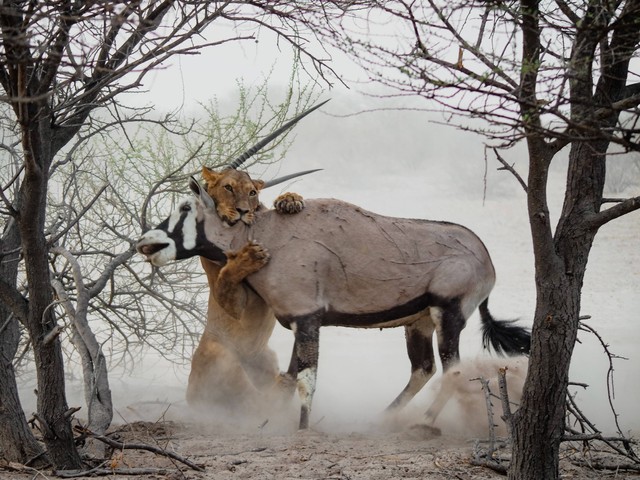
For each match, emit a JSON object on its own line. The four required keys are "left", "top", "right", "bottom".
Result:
{"left": 291, "top": 316, "right": 321, "bottom": 430}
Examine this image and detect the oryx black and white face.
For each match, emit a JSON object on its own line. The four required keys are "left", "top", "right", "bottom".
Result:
{"left": 137, "top": 180, "right": 228, "bottom": 266}
{"left": 137, "top": 198, "right": 197, "bottom": 266}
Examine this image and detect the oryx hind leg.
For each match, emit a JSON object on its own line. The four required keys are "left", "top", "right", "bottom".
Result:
{"left": 431, "top": 303, "right": 466, "bottom": 370}
{"left": 385, "top": 312, "right": 435, "bottom": 412}
{"left": 424, "top": 303, "right": 466, "bottom": 423}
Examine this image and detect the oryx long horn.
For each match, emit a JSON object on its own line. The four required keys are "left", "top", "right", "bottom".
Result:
{"left": 227, "top": 99, "right": 330, "bottom": 169}
{"left": 263, "top": 169, "right": 322, "bottom": 189}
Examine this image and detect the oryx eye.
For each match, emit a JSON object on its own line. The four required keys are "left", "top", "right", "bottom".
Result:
{"left": 180, "top": 204, "right": 192, "bottom": 212}
{"left": 249, "top": 190, "right": 257, "bottom": 196}
{"left": 224, "top": 185, "right": 233, "bottom": 192}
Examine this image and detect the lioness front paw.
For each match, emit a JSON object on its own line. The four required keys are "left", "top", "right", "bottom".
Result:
{"left": 225, "top": 241, "right": 270, "bottom": 279}
{"left": 274, "top": 192, "right": 304, "bottom": 214}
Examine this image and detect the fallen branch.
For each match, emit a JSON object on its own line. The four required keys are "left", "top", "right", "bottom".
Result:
{"left": 73, "top": 426, "right": 204, "bottom": 472}
{"left": 56, "top": 467, "right": 173, "bottom": 478}
{"left": 563, "top": 432, "right": 638, "bottom": 443}
{"left": 469, "top": 456, "right": 508, "bottom": 475}
{"left": 570, "top": 459, "right": 640, "bottom": 472}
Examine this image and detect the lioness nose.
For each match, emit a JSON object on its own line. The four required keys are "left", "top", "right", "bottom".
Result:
{"left": 236, "top": 208, "right": 249, "bottom": 215}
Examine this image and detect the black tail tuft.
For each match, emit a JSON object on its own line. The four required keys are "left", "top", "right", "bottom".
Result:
{"left": 479, "top": 298, "right": 530, "bottom": 356}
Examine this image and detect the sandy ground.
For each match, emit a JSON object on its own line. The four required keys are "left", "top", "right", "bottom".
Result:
{"left": 1, "top": 418, "right": 638, "bottom": 480}
{"left": 3, "top": 375, "right": 639, "bottom": 480}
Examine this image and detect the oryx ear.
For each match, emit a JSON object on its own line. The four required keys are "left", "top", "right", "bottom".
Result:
{"left": 189, "top": 176, "right": 216, "bottom": 209}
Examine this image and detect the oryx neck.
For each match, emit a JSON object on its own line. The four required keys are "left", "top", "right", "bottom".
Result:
{"left": 201, "top": 209, "right": 253, "bottom": 256}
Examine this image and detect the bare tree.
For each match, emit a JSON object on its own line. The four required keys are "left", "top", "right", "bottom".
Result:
{"left": 325, "top": 1, "right": 640, "bottom": 479}
{"left": 0, "top": 1, "right": 359, "bottom": 469}
{"left": 0, "top": 121, "right": 47, "bottom": 466}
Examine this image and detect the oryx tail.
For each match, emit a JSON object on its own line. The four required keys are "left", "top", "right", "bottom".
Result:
{"left": 479, "top": 299, "right": 530, "bottom": 355}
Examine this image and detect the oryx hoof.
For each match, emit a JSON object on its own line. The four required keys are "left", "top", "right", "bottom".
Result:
{"left": 274, "top": 192, "right": 304, "bottom": 214}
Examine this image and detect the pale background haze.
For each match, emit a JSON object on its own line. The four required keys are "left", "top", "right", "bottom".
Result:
{"left": 40, "top": 38, "right": 640, "bottom": 436}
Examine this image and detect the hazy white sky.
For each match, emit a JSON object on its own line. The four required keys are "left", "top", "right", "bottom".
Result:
{"left": 134, "top": 32, "right": 356, "bottom": 112}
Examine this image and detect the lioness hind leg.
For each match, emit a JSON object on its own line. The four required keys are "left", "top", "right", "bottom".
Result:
{"left": 273, "top": 192, "right": 304, "bottom": 214}
{"left": 187, "top": 337, "right": 262, "bottom": 411}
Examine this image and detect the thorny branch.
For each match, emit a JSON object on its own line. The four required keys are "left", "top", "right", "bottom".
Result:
{"left": 471, "top": 322, "right": 638, "bottom": 474}
{"left": 492, "top": 147, "right": 528, "bottom": 193}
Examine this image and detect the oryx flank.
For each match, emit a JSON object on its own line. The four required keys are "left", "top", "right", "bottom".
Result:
{"left": 137, "top": 178, "right": 531, "bottom": 429}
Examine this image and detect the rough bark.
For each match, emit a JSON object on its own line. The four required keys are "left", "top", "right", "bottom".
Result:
{"left": 0, "top": 218, "right": 47, "bottom": 466}
{"left": 507, "top": 0, "right": 634, "bottom": 476}
{"left": 17, "top": 105, "right": 82, "bottom": 469}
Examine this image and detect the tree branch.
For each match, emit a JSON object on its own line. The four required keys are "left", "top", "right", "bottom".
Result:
{"left": 493, "top": 148, "right": 528, "bottom": 193}
{"left": 47, "top": 184, "right": 109, "bottom": 247}
{"left": 0, "top": 278, "right": 28, "bottom": 324}
{"left": 586, "top": 195, "right": 640, "bottom": 230}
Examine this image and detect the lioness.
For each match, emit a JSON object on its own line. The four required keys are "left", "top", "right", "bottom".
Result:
{"left": 186, "top": 167, "right": 301, "bottom": 414}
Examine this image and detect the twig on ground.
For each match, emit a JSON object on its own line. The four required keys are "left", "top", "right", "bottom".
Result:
{"left": 73, "top": 426, "right": 204, "bottom": 472}
{"left": 497, "top": 367, "right": 513, "bottom": 439}
{"left": 470, "top": 376, "right": 509, "bottom": 475}
{"left": 469, "top": 456, "right": 508, "bottom": 475}
{"left": 570, "top": 459, "right": 640, "bottom": 472}
{"left": 473, "top": 377, "right": 497, "bottom": 458}
{"left": 567, "top": 319, "right": 639, "bottom": 463}
{"left": 55, "top": 467, "right": 173, "bottom": 477}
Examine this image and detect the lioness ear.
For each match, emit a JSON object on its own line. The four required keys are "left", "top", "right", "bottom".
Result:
{"left": 201, "top": 166, "right": 222, "bottom": 186}
{"left": 252, "top": 179, "right": 265, "bottom": 191}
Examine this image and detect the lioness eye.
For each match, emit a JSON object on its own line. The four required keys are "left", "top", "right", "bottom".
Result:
{"left": 224, "top": 185, "right": 233, "bottom": 192}
{"left": 249, "top": 190, "right": 257, "bottom": 196}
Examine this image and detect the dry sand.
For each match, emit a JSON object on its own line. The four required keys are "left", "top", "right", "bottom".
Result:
{"left": 3, "top": 358, "right": 638, "bottom": 480}
{"left": 1, "top": 418, "right": 636, "bottom": 480}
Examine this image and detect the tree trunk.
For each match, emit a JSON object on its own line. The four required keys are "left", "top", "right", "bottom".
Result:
{"left": 0, "top": 217, "right": 47, "bottom": 466}
{"left": 50, "top": 248, "right": 115, "bottom": 450}
{"left": 18, "top": 111, "right": 82, "bottom": 469}
{"left": 510, "top": 271, "right": 582, "bottom": 478}
{"left": 510, "top": 139, "right": 604, "bottom": 479}
{"left": 0, "top": 316, "right": 47, "bottom": 466}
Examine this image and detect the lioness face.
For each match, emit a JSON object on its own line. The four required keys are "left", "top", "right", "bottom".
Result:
{"left": 201, "top": 167, "right": 265, "bottom": 226}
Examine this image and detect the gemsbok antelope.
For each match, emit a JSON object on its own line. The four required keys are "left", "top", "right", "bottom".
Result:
{"left": 137, "top": 178, "right": 531, "bottom": 429}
